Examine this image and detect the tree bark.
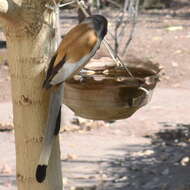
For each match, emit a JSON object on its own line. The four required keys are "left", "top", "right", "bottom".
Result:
{"left": 0, "top": 0, "right": 63, "bottom": 189}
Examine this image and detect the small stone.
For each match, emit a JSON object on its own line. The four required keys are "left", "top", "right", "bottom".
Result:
{"left": 177, "top": 142, "right": 187, "bottom": 147}
{"left": 132, "top": 150, "right": 154, "bottom": 157}
{"left": 77, "top": 117, "right": 91, "bottom": 125}
{"left": 143, "top": 150, "right": 155, "bottom": 156}
{"left": 114, "top": 176, "right": 128, "bottom": 182}
{"left": 175, "top": 50, "right": 182, "bottom": 54}
{"left": 61, "top": 125, "right": 80, "bottom": 132}
{"left": 180, "top": 157, "right": 190, "bottom": 166}
{"left": 174, "top": 139, "right": 179, "bottom": 143}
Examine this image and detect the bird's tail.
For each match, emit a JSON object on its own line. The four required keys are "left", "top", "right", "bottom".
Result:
{"left": 36, "top": 84, "right": 63, "bottom": 183}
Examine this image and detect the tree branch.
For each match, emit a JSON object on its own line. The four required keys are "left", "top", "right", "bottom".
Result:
{"left": 122, "top": 0, "right": 139, "bottom": 56}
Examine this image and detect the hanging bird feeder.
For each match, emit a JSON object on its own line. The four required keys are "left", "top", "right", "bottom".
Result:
{"left": 63, "top": 57, "right": 161, "bottom": 120}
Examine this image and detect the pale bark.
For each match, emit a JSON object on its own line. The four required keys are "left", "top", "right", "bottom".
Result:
{"left": 0, "top": 0, "right": 20, "bottom": 26}
{"left": 0, "top": 0, "right": 63, "bottom": 189}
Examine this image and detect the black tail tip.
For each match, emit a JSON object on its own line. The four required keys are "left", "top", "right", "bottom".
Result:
{"left": 36, "top": 165, "right": 47, "bottom": 183}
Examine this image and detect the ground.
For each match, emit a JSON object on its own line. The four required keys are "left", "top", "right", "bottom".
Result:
{"left": 0, "top": 1, "right": 190, "bottom": 190}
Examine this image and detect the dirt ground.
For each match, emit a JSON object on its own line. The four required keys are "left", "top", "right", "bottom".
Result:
{"left": 0, "top": 1, "right": 190, "bottom": 189}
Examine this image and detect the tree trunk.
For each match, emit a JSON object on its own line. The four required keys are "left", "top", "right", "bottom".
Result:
{"left": 0, "top": 1, "right": 63, "bottom": 189}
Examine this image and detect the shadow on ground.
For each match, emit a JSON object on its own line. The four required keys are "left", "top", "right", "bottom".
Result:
{"left": 102, "top": 123, "right": 190, "bottom": 190}
{"left": 62, "top": 123, "right": 190, "bottom": 190}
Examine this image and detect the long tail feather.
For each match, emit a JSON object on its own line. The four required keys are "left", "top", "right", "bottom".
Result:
{"left": 36, "top": 84, "right": 63, "bottom": 183}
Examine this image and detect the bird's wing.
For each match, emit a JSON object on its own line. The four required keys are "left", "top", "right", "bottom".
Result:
{"left": 43, "top": 23, "right": 99, "bottom": 88}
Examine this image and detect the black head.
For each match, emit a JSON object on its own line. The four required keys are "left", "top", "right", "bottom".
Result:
{"left": 84, "top": 15, "right": 108, "bottom": 40}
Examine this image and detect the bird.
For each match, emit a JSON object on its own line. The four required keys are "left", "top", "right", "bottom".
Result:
{"left": 35, "top": 14, "right": 108, "bottom": 183}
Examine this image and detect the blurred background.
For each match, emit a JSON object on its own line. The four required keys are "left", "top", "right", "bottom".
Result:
{"left": 0, "top": 0, "right": 190, "bottom": 189}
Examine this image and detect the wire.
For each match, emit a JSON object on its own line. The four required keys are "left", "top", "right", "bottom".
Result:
{"left": 76, "top": 0, "right": 134, "bottom": 78}
{"left": 59, "top": 0, "right": 76, "bottom": 8}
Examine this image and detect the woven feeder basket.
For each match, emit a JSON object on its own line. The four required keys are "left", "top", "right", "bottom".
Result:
{"left": 63, "top": 57, "right": 160, "bottom": 120}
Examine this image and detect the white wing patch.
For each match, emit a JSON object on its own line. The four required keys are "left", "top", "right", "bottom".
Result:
{"left": 50, "top": 40, "right": 100, "bottom": 85}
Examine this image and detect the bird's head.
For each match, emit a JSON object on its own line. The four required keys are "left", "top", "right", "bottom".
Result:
{"left": 83, "top": 15, "right": 108, "bottom": 40}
